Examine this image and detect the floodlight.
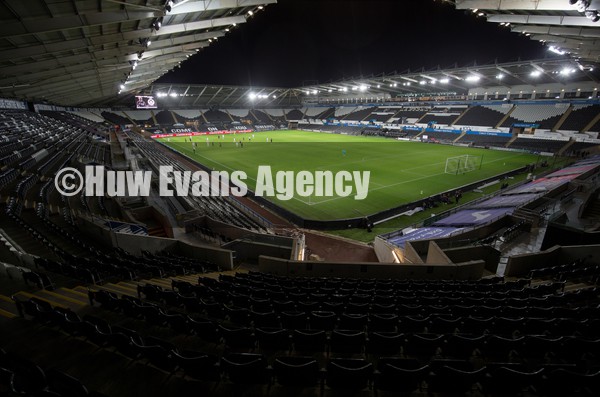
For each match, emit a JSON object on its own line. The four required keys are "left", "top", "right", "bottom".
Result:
{"left": 586, "top": 10, "right": 600, "bottom": 22}
{"left": 530, "top": 70, "right": 542, "bottom": 77}
{"left": 465, "top": 75, "right": 481, "bottom": 82}
{"left": 575, "top": 0, "right": 591, "bottom": 12}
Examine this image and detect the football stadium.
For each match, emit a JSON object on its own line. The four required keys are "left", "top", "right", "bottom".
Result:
{"left": 0, "top": 1, "right": 600, "bottom": 396}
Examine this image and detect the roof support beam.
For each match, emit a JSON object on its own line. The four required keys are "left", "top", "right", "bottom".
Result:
{"left": 90, "top": 15, "right": 246, "bottom": 45}
{"left": 0, "top": 30, "right": 224, "bottom": 62}
{"left": 170, "top": 0, "right": 277, "bottom": 14}
{"left": 488, "top": 15, "right": 600, "bottom": 27}
{"left": 0, "top": 11, "right": 161, "bottom": 38}
{"left": 454, "top": 0, "right": 599, "bottom": 11}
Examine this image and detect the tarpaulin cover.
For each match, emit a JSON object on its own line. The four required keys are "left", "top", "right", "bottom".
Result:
{"left": 508, "top": 174, "right": 577, "bottom": 194}
{"left": 432, "top": 208, "right": 514, "bottom": 226}
{"left": 388, "top": 227, "right": 464, "bottom": 248}
{"left": 546, "top": 164, "right": 598, "bottom": 177}
{"left": 472, "top": 193, "right": 541, "bottom": 209}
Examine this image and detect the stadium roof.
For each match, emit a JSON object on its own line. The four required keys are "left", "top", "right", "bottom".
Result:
{"left": 0, "top": 0, "right": 276, "bottom": 107}
{"left": 112, "top": 57, "right": 598, "bottom": 108}
{"left": 445, "top": 0, "right": 600, "bottom": 63}
{"left": 0, "top": 0, "right": 599, "bottom": 108}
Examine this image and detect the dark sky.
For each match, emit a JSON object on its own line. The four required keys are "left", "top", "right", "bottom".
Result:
{"left": 157, "top": 0, "right": 547, "bottom": 87}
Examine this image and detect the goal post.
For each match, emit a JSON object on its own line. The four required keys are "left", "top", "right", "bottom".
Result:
{"left": 445, "top": 154, "right": 482, "bottom": 175}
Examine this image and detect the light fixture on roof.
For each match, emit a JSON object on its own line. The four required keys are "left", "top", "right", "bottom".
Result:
{"left": 248, "top": 10, "right": 254, "bottom": 16}
{"left": 120, "top": 84, "right": 125, "bottom": 90}
{"left": 585, "top": 10, "right": 600, "bottom": 22}
{"left": 146, "top": 39, "right": 151, "bottom": 47}
{"left": 496, "top": 73, "right": 504, "bottom": 79}
{"left": 569, "top": 0, "right": 591, "bottom": 12}
{"left": 169, "top": 92, "right": 178, "bottom": 97}
{"left": 440, "top": 78, "right": 449, "bottom": 84}
{"left": 465, "top": 75, "right": 481, "bottom": 82}
{"left": 419, "top": 80, "right": 426, "bottom": 85}
{"left": 548, "top": 46, "right": 566, "bottom": 55}
{"left": 377, "top": 84, "right": 381, "bottom": 88}
{"left": 258, "top": 5, "right": 264, "bottom": 9}
{"left": 560, "top": 67, "right": 576, "bottom": 75}
{"left": 530, "top": 70, "right": 542, "bottom": 77}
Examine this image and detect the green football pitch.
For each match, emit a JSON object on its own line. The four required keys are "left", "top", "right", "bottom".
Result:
{"left": 157, "top": 130, "right": 538, "bottom": 220}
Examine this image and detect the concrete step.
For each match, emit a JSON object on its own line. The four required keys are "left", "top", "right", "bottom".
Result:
{"left": 0, "top": 294, "right": 19, "bottom": 317}
{"left": 73, "top": 286, "right": 91, "bottom": 295}
{"left": 108, "top": 282, "right": 137, "bottom": 294}
{"left": 35, "top": 290, "right": 87, "bottom": 309}
{"left": 55, "top": 287, "right": 89, "bottom": 302}
{"left": 174, "top": 275, "right": 200, "bottom": 283}
{"left": 117, "top": 281, "right": 141, "bottom": 290}
{"left": 142, "top": 279, "right": 172, "bottom": 289}
{"left": 48, "top": 288, "right": 89, "bottom": 305}
{"left": 12, "top": 291, "right": 69, "bottom": 310}
{"left": 96, "top": 283, "right": 136, "bottom": 297}
{"left": 0, "top": 307, "right": 17, "bottom": 318}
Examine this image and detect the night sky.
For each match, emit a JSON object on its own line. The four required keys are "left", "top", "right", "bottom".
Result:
{"left": 157, "top": 0, "right": 547, "bottom": 87}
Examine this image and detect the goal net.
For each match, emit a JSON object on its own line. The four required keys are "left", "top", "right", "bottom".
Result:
{"left": 445, "top": 154, "right": 481, "bottom": 175}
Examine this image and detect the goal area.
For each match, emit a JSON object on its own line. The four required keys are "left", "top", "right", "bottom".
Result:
{"left": 445, "top": 154, "right": 481, "bottom": 175}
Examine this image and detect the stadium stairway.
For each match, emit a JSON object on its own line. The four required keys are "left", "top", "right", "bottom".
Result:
{"left": 558, "top": 139, "right": 576, "bottom": 156}
{"left": 505, "top": 134, "right": 519, "bottom": 148}
{"left": 583, "top": 111, "right": 600, "bottom": 133}
{"left": 0, "top": 294, "right": 18, "bottom": 318}
{"left": 552, "top": 104, "right": 573, "bottom": 132}
{"left": 453, "top": 131, "right": 467, "bottom": 143}
{"left": 495, "top": 105, "right": 516, "bottom": 129}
